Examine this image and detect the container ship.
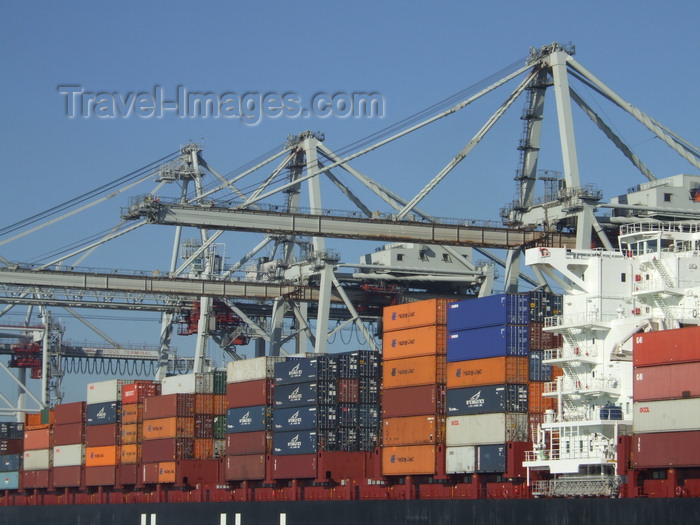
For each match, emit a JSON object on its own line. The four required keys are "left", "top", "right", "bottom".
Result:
{"left": 2, "top": 219, "right": 700, "bottom": 523}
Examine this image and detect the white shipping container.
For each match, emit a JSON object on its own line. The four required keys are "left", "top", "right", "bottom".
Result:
{"left": 161, "top": 373, "right": 214, "bottom": 395}
{"left": 226, "top": 357, "right": 286, "bottom": 383}
{"left": 446, "top": 413, "right": 528, "bottom": 446}
{"left": 633, "top": 398, "right": 700, "bottom": 434}
{"left": 53, "top": 444, "right": 84, "bottom": 467}
{"left": 446, "top": 445, "right": 476, "bottom": 474}
{"left": 87, "top": 379, "right": 128, "bottom": 404}
{"left": 23, "top": 449, "right": 51, "bottom": 471}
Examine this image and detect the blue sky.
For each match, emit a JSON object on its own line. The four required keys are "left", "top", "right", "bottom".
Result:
{"left": 0, "top": 0, "right": 698, "bottom": 403}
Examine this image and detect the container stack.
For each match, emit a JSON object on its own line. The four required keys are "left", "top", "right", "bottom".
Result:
{"left": 0, "top": 422, "right": 23, "bottom": 491}
{"left": 52, "top": 402, "right": 86, "bottom": 488}
{"left": 85, "top": 379, "right": 127, "bottom": 486}
{"left": 272, "top": 355, "right": 338, "bottom": 479}
{"left": 445, "top": 294, "right": 530, "bottom": 476}
{"left": 527, "top": 291, "right": 562, "bottom": 438}
{"left": 632, "top": 326, "right": 700, "bottom": 469}
{"left": 119, "top": 380, "right": 159, "bottom": 485}
{"left": 23, "top": 408, "right": 53, "bottom": 489}
{"left": 225, "top": 357, "right": 284, "bottom": 481}
{"left": 381, "top": 299, "right": 450, "bottom": 477}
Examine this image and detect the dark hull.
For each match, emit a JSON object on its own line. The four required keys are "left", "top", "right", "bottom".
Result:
{"left": 1, "top": 499, "right": 699, "bottom": 525}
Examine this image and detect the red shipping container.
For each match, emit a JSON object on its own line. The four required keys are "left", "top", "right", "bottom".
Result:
{"left": 226, "top": 431, "right": 269, "bottom": 455}
{"left": 84, "top": 465, "right": 116, "bottom": 487}
{"left": 53, "top": 423, "right": 84, "bottom": 446}
{"left": 86, "top": 423, "right": 119, "bottom": 446}
{"left": 0, "top": 439, "right": 23, "bottom": 455}
{"left": 24, "top": 428, "right": 51, "bottom": 450}
{"left": 337, "top": 378, "right": 360, "bottom": 404}
{"left": 633, "top": 361, "right": 700, "bottom": 401}
{"left": 316, "top": 451, "right": 368, "bottom": 482}
{"left": 21, "top": 469, "right": 50, "bottom": 488}
{"left": 141, "top": 437, "right": 194, "bottom": 462}
{"left": 54, "top": 402, "right": 86, "bottom": 425}
{"left": 633, "top": 326, "right": 700, "bottom": 367}
{"left": 122, "top": 381, "right": 160, "bottom": 405}
{"left": 225, "top": 454, "right": 266, "bottom": 480}
{"left": 382, "top": 385, "right": 444, "bottom": 418}
{"left": 271, "top": 453, "right": 317, "bottom": 480}
{"left": 144, "top": 394, "right": 195, "bottom": 419}
{"left": 141, "top": 462, "right": 160, "bottom": 484}
{"left": 52, "top": 465, "right": 82, "bottom": 488}
{"left": 178, "top": 459, "right": 219, "bottom": 485}
{"left": 633, "top": 431, "right": 700, "bottom": 468}
{"left": 528, "top": 323, "right": 562, "bottom": 350}
{"left": 118, "top": 463, "right": 139, "bottom": 486}
{"left": 195, "top": 415, "right": 214, "bottom": 439}
{"left": 226, "top": 380, "right": 272, "bottom": 408}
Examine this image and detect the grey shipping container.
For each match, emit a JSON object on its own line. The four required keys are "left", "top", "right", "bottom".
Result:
{"left": 86, "top": 401, "right": 120, "bottom": 426}
{"left": 225, "top": 405, "right": 268, "bottom": 434}
{"left": 633, "top": 398, "right": 700, "bottom": 434}
{"left": 273, "top": 430, "right": 319, "bottom": 455}
{"left": 446, "top": 384, "right": 528, "bottom": 415}
{"left": 446, "top": 413, "right": 528, "bottom": 446}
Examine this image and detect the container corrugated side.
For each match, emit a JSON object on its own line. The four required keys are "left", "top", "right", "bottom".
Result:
{"left": 53, "top": 422, "right": 85, "bottom": 445}
{"left": 272, "top": 430, "right": 318, "bottom": 455}
{"left": 382, "top": 355, "right": 446, "bottom": 389}
{"left": 227, "top": 356, "right": 286, "bottom": 383}
{"left": 446, "top": 384, "right": 528, "bottom": 415}
{"left": 226, "top": 405, "right": 269, "bottom": 434}
{"left": 0, "top": 471, "right": 19, "bottom": 490}
{"left": 52, "top": 465, "right": 82, "bottom": 488}
{"left": 84, "top": 465, "right": 116, "bottom": 486}
{"left": 274, "top": 381, "right": 337, "bottom": 408}
{"left": 382, "top": 299, "right": 450, "bottom": 333}
{"left": 447, "top": 294, "right": 529, "bottom": 332}
{"left": 274, "top": 356, "right": 337, "bottom": 385}
{"left": 633, "top": 430, "right": 700, "bottom": 468}
{"left": 143, "top": 417, "right": 195, "bottom": 440}
{"left": 121, "top": 403, "right": 143, "bottom": 424}
{"left": 85, "top": 445, "right": 120, "bottom": 467}
{"left": 143, "top": 393, "right": 195, "bottom": 419}
{"left": 381, "top": 444, "right": 437, "bottom": 475}
{"left": 158, "top": 461, "right": 177, "bottom": 483}
{"left": 52, "top": 444, "right": 84, "bottom": 467}
{"left": 273, "top": 406, "right": 319, "bottom": 432}
{"left": 447, "top": 325, "right": 529, "bottom": 362}
{"left": 382, "top": 415, "right": 444, "bottom": 446}
{"left": 271, "top": 453, "right": 317, "bottom": 479}
{"left": 476, "top": 444, "right": 507, "bottom": 473}
{"left": 445, "top": 445, "right": 476, "bottom": 474}
{"left": 446, "top": 356, "right": 528, "bottom": 388}
{"left": 224, "top": 454, "right": 266, "bottom": 480}
{"left": 633, "top": 326, "right": 700, "bottom": 367}
{"left": 23, "top": 428, "right": 51, "bottom": 450}
{"left": 528, "top": 382, "right": 556, "bottom": 414}
{"left": 53, "top": 402, "right": 86, "bottom": 425}
{"left": 23, "top": 449, "right": 51, "bottom": 471}
{"left": 121, "top": 382, "right": 159, "bottom": 405}
{"left": 141, "top": 438, "right": 194, "bottom": 462}
{"left": 85, "top": 423, "right": 119, "bottom": 446}
{"left": 382, "top": 385, "right": 443, "bottom": 417}
{"left": 0, "top": 454, "right": 21, "bottom": 472}
{"left": 633, "top": 398, "right": 700, "bottom": 433}
{"left": 161, "top": 373, "right": 214, "bottom": 395}
{"left": 120, "top": 443, "right": 141, "bottom": 464}
{"left": 633, "top": 361, "right": 700, "bottom": 401}
{"left": 226, "top": 379, "right": 272, "bottom": 408}
{"left": 121, "top": 423, "right": 142, "bottom": 444}
{"left": 446, "top": 413, "right": 528, "bottom": 446}
{"left": 382, "top": 325, "right": 447, "bottom": 360}
{"left": 86, "top": 379, "right": 128, "bottom": 404}
{"left": 86, "top": 401, "right": 120, "bottom": 426}
{"left": 226, "top": 431, "right": 269, "bottom": 455}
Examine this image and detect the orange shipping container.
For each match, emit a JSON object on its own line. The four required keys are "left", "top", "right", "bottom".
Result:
{"left": 24, "top": 429, "right": 51, "bottom": 450}
{"left": 195, "top": 394, "right": 214, "bottom": 415}
{"left": 382, "top": 415, "right": 444, "bottom": 446}
{"left": 120, "top": 423, "right": 142, "bottom": 445}
{"left": 121, "top": 404, "right": 143, "bottom": 425}
{"left": 382, "top": 355, "right": 446, "bottom": 389}
{"left": 528, "top": 382, "right": 556, "bottom": 414}
{"left": 382, "top": 299, "right": 451, "bottom": 333}
{"left": 194, "top": 438, "right": 213, "bottom": 460}
{"left": 85, "top": 445, "right": 119, "bottom": 467}
{"left": 213, "top": 394, "right": 227, "bottom": 416}
{"left": 383, "top": 325, "right": 447, "bottom": 360}
{"left": 120, "top": 444, "right": 141, "bottom": 464}
{"left": 143, "top": 417, "right": 195, "bottom": 440}
{"left": 158, "top": 461, "right": 177, "bottom": 484}
{"left": 446, "top": 357, "right": 529, "bottom": 388}
{"left": 381, "top": 445, "right": 437, "bottom": 476}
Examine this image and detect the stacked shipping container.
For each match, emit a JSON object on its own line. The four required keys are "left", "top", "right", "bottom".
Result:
{"left": 120, "top": 380, "right": 159, "bottom": 484}
{"left": 632, "top": 327, "right": 700, "bottom": 469}
{"left": 381, "top": 299, "right": 450, "bottom": 476}
{"left": 52, "top": 402, "right": 86, "bottom": 488}
{"left": 0, "top": 422, "right": 23, "bottom": 490}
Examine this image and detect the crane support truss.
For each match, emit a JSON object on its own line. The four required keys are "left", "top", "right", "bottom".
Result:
{"left": 122, "top": 199, "right": 575, "bottom": 249}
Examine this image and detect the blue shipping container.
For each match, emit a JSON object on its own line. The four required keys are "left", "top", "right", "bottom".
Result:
{"left": 447, "top": 325, "right": 529, "bottom": 362}
{"left": 529, "top": 350, "right": 553, "bottom": 382}
{"left": 273, "top": 406, "right": 318, "bottom": 432}
{"left": 86, "top": 401, "right": 120, "bottom": 426}
{"left": 447, "top": 294, "right": 529, "bottom": 332}
{"left": 0, "top": 422, "right": 23, "bottom": 440}
{"left": 274, "top": 381, "right": 337, "bottom": 408}
{"left": 226, "top": 405, "right": 268, "bottom": 433}
{"left": 274, "top": 356, "right": 337, "bottom": 385}
{"left": 0, "top": 454, "right": 21, "bottom": 472}
{"left": 273, "top": 430, "right": 318, "bottom": 455}
{"left": 446, "top": 384, "right": 528, "bottom": 415}
{"left": 477, "top": 444, "right": 507, "bottom": 473}
{"left": 0, "top": 471, "right": 19, "bottom": 490}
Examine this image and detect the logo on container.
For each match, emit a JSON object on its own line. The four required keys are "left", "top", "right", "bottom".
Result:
{"left": 639, "top": 406, "right": 650, "bottom": 413}
{"left": 391, "top": 339, "right": 397, "bottom": 348}
{"left": 465, "top": 391, "right": 485, "bottom": 408}
{"left": 398, "top": 339, "right": 415, "bottom": 346}
{"left": 96, "top": 407, "right": 106, "bottom": 419}
{"left": 288, "top": 435, "right": 301, "bottom": 449}
{"left": 288, "top": 387, "right": 302, "bottom": 402}
{"left": 239, "top": 411, "right": 253, "bottom": 425}
{"left": 289, "top": 363, "right": 303, "bottom": 378}
{"left": 288, "top": 411, "right": 302, "bottom": 425}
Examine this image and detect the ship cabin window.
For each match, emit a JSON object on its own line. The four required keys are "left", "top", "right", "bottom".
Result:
{"left": 396, "top": 254, "right": 404, "bottom": 261}
{"left": 620, "top": 273, "right": 626, "bottom": 282}
{"left": 442, "top": 253, "right": 451, "bottom": 262}
{"left": 664, "top": 193, "right": 672, "bottom": 202}
{"left": 419, "top": 251, "right": 428, "bottom": 261}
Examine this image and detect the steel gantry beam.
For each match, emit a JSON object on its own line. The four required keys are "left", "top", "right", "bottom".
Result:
{"left": 121, "top": 199, "right": 576, "bottom": 249}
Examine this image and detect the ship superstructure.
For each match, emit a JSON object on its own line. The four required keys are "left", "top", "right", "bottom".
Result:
{"left": 523, "top": 218, "right": 700, "bottom": 496}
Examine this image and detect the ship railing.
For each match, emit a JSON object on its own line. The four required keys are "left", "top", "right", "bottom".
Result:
{"left": 545, "top": 312, "right": 618, "bottom": 328}
{"left": 544, "top": 377, "right": 620, "bottom": 395}
{"left": 544, "top": 347, "right": 598, "bottom": 362}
